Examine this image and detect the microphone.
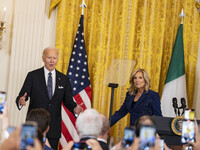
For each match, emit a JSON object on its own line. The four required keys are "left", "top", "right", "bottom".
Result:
{"left": 172, "top": 97, "right": 178, "bottom": 116}
{"left": 180, "top": 98, "right": 186, "bottom": 108}
{"left": 180, "top": 97, "right": 186, "bottom": 115}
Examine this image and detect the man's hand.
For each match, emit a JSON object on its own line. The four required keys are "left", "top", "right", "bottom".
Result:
{"left": 0, "top": 101, "right": 10, "bottom": 142}
{"left": 129, "top": 137, "right": 140, "bottom": 150}
{"left": 0, "top": 126, "right": 21, "bottom": 150}
{"left": 62, "top": 141, "right": 74, "bottom": 150}
{"left": 86, "top": 139, "right": 103, "bottom": 150}
{"left": 74, "top": 103, "right": 83, "bottom": 114}
{"left": 19, "top": 93, "right": 27, "bottom": 106}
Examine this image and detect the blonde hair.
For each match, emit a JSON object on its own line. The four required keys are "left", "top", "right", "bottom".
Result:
{"left": 127, "top": 68, "right": 150, "bottom": 95}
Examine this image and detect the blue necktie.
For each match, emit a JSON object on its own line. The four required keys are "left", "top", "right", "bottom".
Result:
{"left": 47, "top": 72, "right": 52, "bottom": 100}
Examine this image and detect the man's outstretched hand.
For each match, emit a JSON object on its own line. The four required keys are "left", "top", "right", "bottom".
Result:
{"left": 19, "top": 92, "right": 27, "bottom": 106}
{"left": 74, "top": 103, "right": 83, "bottom": 114}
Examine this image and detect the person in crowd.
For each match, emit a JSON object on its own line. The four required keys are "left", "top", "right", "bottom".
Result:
{"left": 0, "top": 101, "right": 9, "bottom": 142}
{"left": 182, "top": 118, "right": 200, "bottom": 150}
{"left": 37, "top": 129, "right": 45, "bottom": 148}
{"left": 76, "top": 108, "right": 102, "bottom": 141}
{"left": 0, "top": 126, "right": 43, "bottom": 150}
{"left": 111, "top": 115, "right": 170, "bottom": 150}
{"left": 0, "top": 103, "right": 46, "bottom": 150}
{"left": 26, "top": 108, "right": 53, "bottom": 150}
{"left": 75, "top": 108, "right": 105, "bottom": 149}
{"left": 111, "top": 68, "right": 162, "bottom": 126}
{"left": 134, "top": 115, "right": 171, "bottom": 150}
{"left": 63, "top": 139, "right": 103, "bottom": 150}
{"left": 134, "top": 115, "right": 156, "bottom": 137}
{"left": 97, "top": 113, "right": 110, "bottom": 150}
{"left": 15, "top": 47, "right": 83, "bottom": 149}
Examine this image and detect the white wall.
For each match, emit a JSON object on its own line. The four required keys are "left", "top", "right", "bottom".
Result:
{"left": 0, "top": 0, "right": 57, "bottom": 135}
{"left": 193, "top": 34, "right": 200, "bottom": 119}
{"left": 0, "top": 0, "right": 13, "bottom": 92}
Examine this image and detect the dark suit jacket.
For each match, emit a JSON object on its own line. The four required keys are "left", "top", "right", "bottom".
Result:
{"left": 16, "top": 67, "right": 77, "bottom": 138}
{"left": 98, "top": 140, "right": 109, "bottom": 150}
{"left": 111, "top": 90, "right": 162, "bottom": 126}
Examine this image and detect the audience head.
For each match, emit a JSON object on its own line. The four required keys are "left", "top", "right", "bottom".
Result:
{"left": 37, "top": 128, "right": 45, "bottom": 148}
{"left": 99, "top": 113, "right": 110, "bottom": 138}
{"left": 26, "top": 108, "right": 50, "bottom": 133}
{"left": 0, "top": 126, "right": 43, "bottom": 150}
{"left": 134, "top": 115, "right": 156, "bottom": 137}
{"left": 128, "top": 68, "right": 150, "bottom": 95}
{"left": 76, "top": 108, "right": 103, "bottom": 138}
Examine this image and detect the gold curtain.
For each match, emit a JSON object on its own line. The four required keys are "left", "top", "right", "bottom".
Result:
{"left": 50, "top": 0, "right": 200, "bottom": 141}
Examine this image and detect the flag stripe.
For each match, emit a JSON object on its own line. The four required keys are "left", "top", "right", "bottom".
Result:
{"left": 161, "top": 75, "right": 187, "bottom": 117}
{"left": 74, "top": 94, "right": 87, "bottom": 110}
{"left": 165, "top": 24, "right": 185, "bottom": 84}
{"left": 161, "top": 24, "right": 188, "bottom": 117}
{"left": 59, "top": 143, "right": 63, "bottom": 150}
{"left": 61, "top": 121, "right": 73, "bottom": 141}
{"left": 61, "top": 106, "right": 80, "bottom": 141}
{"left": 62, "top": 104, "right": 76, "bottom": 127}
{"left": 60, "top": 15, "right": 92, "bottom": 149}
{"left": 59, "top": 133, "right": 67, "bottom": 149}
{"left": 78, "top": 86, "right": 92, "bottom": 108}
{"left": 85, "top": 85, "right": 92, "bottom": 102}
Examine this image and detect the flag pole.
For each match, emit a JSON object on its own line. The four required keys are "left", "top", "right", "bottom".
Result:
{"left": 179, "top": 8, "right": 185, "bottom": 24}
{"left": 80, "top": 0, "right": 87, "bottom": 15}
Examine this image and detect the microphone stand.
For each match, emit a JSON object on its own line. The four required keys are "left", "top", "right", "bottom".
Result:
{"left": 177, "top": 107, "right": 181, "bottom": 116}
{"left": 177, "top": 106, "right": 186, "bottom": 116}
{"left": 108, "top": 83, "right": 118, "bottom": 145}
{"left": 108, "top": 83, "right": 118, "bottom": 122}
{"left": 173, "top": 98, "right": 187, "bottom": 116}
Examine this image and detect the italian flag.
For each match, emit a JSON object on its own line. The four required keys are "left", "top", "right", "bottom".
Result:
{"left": 161, "top": 24, "right": 188, "bottom": 117}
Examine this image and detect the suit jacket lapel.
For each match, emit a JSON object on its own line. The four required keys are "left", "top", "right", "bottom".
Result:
{"left": 39, "top": 67, "right": 50, "bottom": 100}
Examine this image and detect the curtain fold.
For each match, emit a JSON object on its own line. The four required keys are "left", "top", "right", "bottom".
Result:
{"left": 50, "top": 0, "right": 200, "bottom": 141}
{"left": 49, "top": 0, "right": 61, "bottom": 17}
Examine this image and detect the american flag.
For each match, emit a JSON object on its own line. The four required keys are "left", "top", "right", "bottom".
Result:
{"left": 59, "top": 15, "right": 92, "bottom": 149}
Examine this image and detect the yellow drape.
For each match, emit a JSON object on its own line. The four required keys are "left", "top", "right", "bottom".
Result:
{"left": 50, "top": 0, "right": 200, "bottom": 141}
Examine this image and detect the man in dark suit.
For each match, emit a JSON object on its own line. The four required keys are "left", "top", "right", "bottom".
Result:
{"left": 16, "top": 47, "right": 83, "bottom": 150}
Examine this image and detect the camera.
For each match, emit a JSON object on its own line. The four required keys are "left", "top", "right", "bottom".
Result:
{"left": 71, "top": 141, "right": 91, "bottom": 150}
{"left": 184, "top": 108, "right": 195, "bottom": 120}
{"left": 181, "top": 119, "right": 195, "bottom": 144}
{"left": 139, "top": 125, "right": 156, "bottom": 149}
{"left": 0, "top": 91, "right": 6, "bottom": 114}
{"left": 20, "top": 121, "right": 38, "bottom": 150}
{"left": 122, "top": 126, "right": 135, "bottom": 148}
{"left": 159, "top": 139, "right": 164, "bottom": 150}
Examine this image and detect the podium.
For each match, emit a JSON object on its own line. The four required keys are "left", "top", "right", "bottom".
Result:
{"left": 152, "top": 116, "right": 200, "bottom": 148}
{"left": 152, "top": 116, "right": 181, "bottom": 146}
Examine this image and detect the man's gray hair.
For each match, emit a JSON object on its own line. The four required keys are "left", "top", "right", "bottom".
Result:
{"left": 99, "top": 113, "right": 110, "bottom": 136}
{"left": 76, "top": 108, "right": 103, "bottom": 137}
{"left": 42, "top": 47, "right": 59, "bottom": 56}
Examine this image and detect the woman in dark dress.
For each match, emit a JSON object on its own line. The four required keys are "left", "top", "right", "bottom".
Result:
{"left": 111, "top": 68, "right": 162, "bottom": 126}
